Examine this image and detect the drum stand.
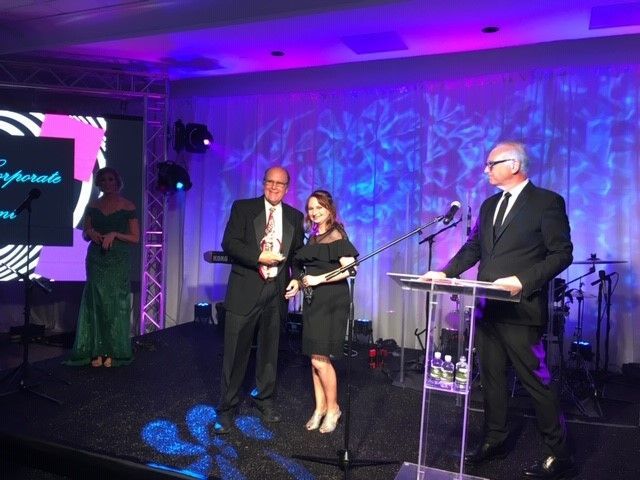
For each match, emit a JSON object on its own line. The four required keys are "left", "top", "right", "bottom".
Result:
{"left": 556, "top": 281, "right": 602, "bottom": 418}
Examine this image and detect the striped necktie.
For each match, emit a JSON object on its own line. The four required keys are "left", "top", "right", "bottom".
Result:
{"left": 259, "top": 207, "right": 277, "bottom": 279}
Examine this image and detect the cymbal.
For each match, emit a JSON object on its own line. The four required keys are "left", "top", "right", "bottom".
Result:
{"left": 573, "top": 259, "right": 627, "bottom": 265}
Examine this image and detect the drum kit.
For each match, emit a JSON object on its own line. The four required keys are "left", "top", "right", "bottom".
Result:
{"left": 551, "top": 254, "right": 626, "bottom": 417}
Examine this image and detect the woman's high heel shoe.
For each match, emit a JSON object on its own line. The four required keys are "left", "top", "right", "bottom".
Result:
{"left": 319, "top": 409, "right": 341, "bottom": 434}
{"left": 305, "top": 410, "right": 326, "bottom": 431}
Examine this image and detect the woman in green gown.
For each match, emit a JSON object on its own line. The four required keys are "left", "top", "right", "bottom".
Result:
{"left": 65, "top": 167, "right": 139, "bottom": 367}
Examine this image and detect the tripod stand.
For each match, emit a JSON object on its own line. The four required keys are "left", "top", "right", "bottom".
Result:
{"left": 553, "top": 273, "right": 601, "bottom": 417}
{"left": 293, "top": 212, "right": 451, "bottom": 478}
{"left": 0, "top": 191, "right": 67, "bottom": 404}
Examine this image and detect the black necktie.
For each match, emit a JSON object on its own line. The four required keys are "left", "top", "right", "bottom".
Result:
{"left": 493, "top": 192, "right": 511, "bottom": 238}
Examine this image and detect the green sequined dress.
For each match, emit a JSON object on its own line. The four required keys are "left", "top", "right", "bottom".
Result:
{"left": 65, "top": 207, "right": 135, "bottom": 366}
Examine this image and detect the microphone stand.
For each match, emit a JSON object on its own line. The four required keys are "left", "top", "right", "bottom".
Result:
{"left": 0, "top": 197, "right": 67, "bottom": 404}
{"left": 592, "top": 272, "right": 615, "bottom": 374}
{"left": 293, "top": 215, "right": 447, "bottom": 478}
{"left": 595, "top": 277, "right": 604, "bottom": 373}
{"left": 415, "top": 218, "right": 462, "bottom": 369}
{"left": 553, "top": 266, "right": 595, "bottom": 299}
{"left": 418, "top": 217, "right": 462, "bottom": 266}
{"left": 604, "top": 276, "right": 613, "bottom": 373}
{"left": 591, "top": 272, "right": 629, "bottom": 406}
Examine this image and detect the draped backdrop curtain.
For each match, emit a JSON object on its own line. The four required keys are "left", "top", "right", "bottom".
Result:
{"left": 168, "top": 67, "right": 640, "bottom": 369}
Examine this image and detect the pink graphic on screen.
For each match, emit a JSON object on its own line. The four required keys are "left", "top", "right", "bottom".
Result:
{"left": 36, "top": 229, "right": 88, "bottom": 281}
{"left": 36, "top": 115, "right": 105, "bottom": 280}
{"left": 39, "top": 114, "right": 105, "bottom": 181}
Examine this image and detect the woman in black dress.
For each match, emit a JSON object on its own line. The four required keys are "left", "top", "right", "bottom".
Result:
{"left": 295, "top": 190, "right": 358, "bottom": 434}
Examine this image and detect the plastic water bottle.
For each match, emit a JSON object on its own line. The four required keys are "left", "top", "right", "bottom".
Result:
{"left": 441, "top": 354, "right": 455, "bottom": 389}
{"left": 455, "top": 356, "right": 469, "bottom": 392}
{"left": 428, "top": 351, "right": 443, "bottom": 385}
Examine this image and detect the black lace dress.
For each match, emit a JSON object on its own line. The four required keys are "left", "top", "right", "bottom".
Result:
{"left": 294, "top": 227, "right": 359, "bottom": 357}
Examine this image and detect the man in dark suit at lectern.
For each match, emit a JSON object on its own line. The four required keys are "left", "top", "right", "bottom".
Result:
{"left": 423, "top": 141, "right": 575, "bottom": 479}
{"left": 215, "top": 166, "right": 304, "bottom": 434}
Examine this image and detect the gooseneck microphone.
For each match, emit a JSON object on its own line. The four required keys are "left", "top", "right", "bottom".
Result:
{"left": 466, "top": 205, "right": 472, "bottom": 236}
{"left": 442, "top": 201, "right": 461, "bottom": 225}
{"left": 13, "top": 188, "right": 42, "bottom": 215}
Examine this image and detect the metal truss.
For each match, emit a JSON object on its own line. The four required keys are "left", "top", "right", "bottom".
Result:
{"left": 0, "top": 58, "right": 166, "bottom": 99}
{"left": 0, "top": 57, "right": 168, "bottom": 334}
{"left": 141, "top": 94, "right": 168, "bottom": 333}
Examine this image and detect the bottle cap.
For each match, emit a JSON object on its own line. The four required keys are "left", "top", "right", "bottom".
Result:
{"left": 444, "top": 354, "right": 452, "bottom": 362}
{"left": 434, "top": 351, "right": 441, "bottom": 358}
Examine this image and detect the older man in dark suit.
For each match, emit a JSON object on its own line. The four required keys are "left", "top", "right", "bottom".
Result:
{"left": 215, "top": 166, "right": 305, "bottom": 434}
{"left": 424, "top": 141, "right": 575, "bottom": 479}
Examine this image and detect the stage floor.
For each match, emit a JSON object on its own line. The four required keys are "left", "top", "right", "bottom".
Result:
{"left": 0, "top": 322, "right": 639, "bottom": 480}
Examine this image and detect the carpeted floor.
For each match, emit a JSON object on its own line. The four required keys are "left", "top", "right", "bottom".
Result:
{"left": 0, "top": 322, "right": 639, "bottom": 480}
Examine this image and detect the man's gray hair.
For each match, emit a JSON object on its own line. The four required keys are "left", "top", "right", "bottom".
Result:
{"left": 495, "top": 141, "right": 529, "bottom": 174}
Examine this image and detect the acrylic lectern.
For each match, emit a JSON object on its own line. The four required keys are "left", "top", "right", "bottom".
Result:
{"left": 387, "top": 273, "right": 520, "bottom": 480}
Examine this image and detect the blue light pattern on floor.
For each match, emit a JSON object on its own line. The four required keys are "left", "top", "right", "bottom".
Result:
{"left": 141, "top": 404, "right": 315, "bottom": 479}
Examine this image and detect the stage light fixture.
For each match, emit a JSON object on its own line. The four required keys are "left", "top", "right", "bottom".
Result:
{"left": 157, "top": 161, "right": 192, "bottom": 193}
{"left": 194, "top": 302, "right": 214, "bottom": 325}
{"left": 173, "top": 119, "right": 212, "bottom": 153}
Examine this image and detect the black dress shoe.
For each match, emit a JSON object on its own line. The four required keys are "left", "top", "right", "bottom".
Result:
{"left": 254, "top": 403, "right": 282, "bottom": 423}
{"left": 464, "top": 441, "right": 508, "bottom": 465}
{"left": 523, "top": 455, "right": 577, "bottom": 479}
{"left": 213, "top": 412, "right": 234, "bottom": 435}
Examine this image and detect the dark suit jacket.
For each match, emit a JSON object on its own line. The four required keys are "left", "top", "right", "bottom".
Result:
{"left": 442, "top": 182, "right": 573, "bottom": 326}
{"left": 222, "top": 196, "right": 305, "bottom": 316}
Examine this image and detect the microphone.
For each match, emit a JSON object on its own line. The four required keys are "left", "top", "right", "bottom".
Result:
{"left": 13, "top": 188, "right": 42, "bottom": 215}
{"left": 592, "top": 269, "right": 606, "bottom": 286}
{"left": 442, "top": 201, "right": 461, "bottom": 225}
{"left": 595, "top": 269, "right": 605, "bottom": 286}
{"left": 564, "top": 289, "right": 574, "bottom": 303}
{"left": 590, "top": 269, "right": 615, "bottom": 286}
{"left": 466, "top": 205, "right": 472, "bottom": 236}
